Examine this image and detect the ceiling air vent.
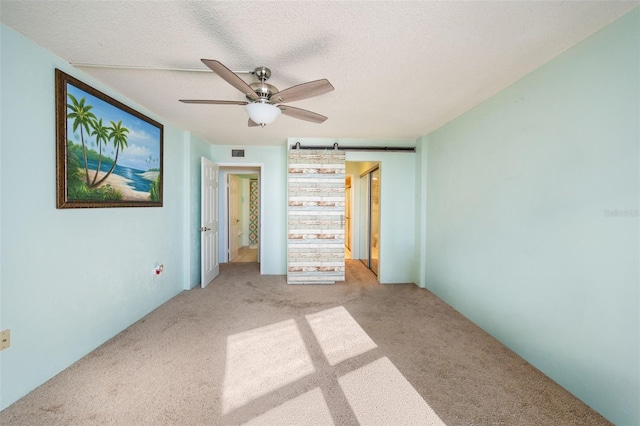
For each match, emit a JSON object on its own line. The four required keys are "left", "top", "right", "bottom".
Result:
{"left": 231, "top": 149, "right": 245, "bottom": 158}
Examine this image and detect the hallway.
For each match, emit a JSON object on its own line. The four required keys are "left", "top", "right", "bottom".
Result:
{"left": 231, "top": 246, "right": 258, "bottom": 263}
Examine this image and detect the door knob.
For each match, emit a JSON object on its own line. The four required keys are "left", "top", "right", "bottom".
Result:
{"left": 200, "top": 226, "right": 211, "bottom": 232}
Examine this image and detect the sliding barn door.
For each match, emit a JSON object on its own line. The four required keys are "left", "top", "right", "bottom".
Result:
{"left": 287, "top": 149, "right": 345, "bottom": 284}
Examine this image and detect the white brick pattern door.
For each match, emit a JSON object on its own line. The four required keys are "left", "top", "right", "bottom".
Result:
{"left": 287, "top": 149, "right": 345, "bottom": 284}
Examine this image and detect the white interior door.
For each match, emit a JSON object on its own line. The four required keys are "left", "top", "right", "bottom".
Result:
{"left": 201, "top": 158, "right": 219, "bottom": 288}
{"left": 228, "top": 174, "right": 240, "bottom": 261}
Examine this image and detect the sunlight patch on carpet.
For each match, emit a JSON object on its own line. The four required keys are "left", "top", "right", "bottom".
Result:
{"left": 338, "top": 357, "right": 446, "bottom": 425}
{"left": 222, "top": 319, "right": 315, "bottom": 414}
{"left": 243, "top": 388, "right": 334, "bottom": 426}
{"left": 306, "top": 306, "right": 377, "bottom": 366}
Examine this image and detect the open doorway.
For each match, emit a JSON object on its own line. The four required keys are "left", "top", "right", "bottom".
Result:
{"left": 227, "top": 174, "right": 259, "bottom": 263}
{"left": 218, "top": 167, "right": 261, "bottom": 266}
{"left": 345, "top": 162, "right": 380, "bottom": 277}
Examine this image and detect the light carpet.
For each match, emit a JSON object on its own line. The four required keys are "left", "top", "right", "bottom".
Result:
{"left": 0, "top": 260, "right": 611, "bottom": 425}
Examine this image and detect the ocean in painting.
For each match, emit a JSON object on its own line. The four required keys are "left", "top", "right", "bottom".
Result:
{"left": 86, "top": 159, "right": 153, "bottom": 193}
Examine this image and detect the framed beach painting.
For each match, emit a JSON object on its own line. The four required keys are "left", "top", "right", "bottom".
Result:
{"left": 55, "top": 69, "right": 163, "bottom": 208}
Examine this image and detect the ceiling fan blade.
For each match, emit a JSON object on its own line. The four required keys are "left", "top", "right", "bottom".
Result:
{"left": 201, "top": 59, "right": 259, "bottom": 101}
{"left": 270, "top": 79, "right": 334, "bottom": 103}
{"left": 278, "top": 105, "right": 328, "bottom": 124}
{"left": 248, "top": 118, "right": 260, "bottom": 127}
{"left": 179, "top": 99, "right": 248, "bottom": 105}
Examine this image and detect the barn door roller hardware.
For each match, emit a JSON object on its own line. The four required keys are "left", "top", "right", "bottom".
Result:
{"left": 291, "top": 141, "right": 415, "bottom": 152}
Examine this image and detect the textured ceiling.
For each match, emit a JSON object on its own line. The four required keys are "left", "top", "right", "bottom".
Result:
{"left": 1, "top": 1, "right": 637, "bottom": 146}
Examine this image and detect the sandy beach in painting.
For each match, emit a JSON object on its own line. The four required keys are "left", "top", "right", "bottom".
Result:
{"left": 87, "top": 169, "right": 157, "bottom": 201}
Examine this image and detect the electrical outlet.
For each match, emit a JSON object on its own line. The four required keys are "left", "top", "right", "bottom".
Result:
{"left": 152, "top": 264, "right": 164, "bottom": 278}
{"left": 1, "top": 329, "right": 10, "bottom": 351}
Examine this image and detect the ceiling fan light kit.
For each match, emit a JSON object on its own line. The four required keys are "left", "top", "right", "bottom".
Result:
{"left": 245, "top": 102, "right": 281, "bottom": 127}
{"left": 179, "top": 59, "right": 333, "bottom": 127}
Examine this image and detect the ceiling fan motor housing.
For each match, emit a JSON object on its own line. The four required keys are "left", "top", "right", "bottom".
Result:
{"left": 249, "top": 82, "right": 278, "bottom": 102}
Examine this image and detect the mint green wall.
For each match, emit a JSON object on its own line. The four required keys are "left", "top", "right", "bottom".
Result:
{"left": 0, "top": 25, "right": 187, "bottom": 409}
{"left": 210, "top": 145, "right": 287, "bottom": 274}
{"left": 422, "top": 10, "right": 639, "bottom": 424}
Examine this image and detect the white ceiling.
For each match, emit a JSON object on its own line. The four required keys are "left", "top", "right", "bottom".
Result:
{"left": 1, "top": 1, "right": 637, "bottom": 146}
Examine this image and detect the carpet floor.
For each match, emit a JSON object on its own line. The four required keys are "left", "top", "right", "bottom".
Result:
{"left": 1, "top": 261, "right": 610, "bottom": 425}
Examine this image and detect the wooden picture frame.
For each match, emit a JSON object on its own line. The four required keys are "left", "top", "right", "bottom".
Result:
{"left": 55, "top": 69, "right": 163, "bottom": 208}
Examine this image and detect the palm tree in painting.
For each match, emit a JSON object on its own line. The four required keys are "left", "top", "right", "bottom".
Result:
{"left": 67, "top": 93, "right": 96, "bottom": 185}
{"left": 89, "top": 117, "right": 110, "bottom": 187}
{"left": 93, "top": 120, "right": 129, "bottom": 187}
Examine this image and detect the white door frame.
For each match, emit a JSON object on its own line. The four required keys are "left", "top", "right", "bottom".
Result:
{"left": 217, "top": 163, "right": 263, "bottom": 274}
{"left": 346, "top": 167, "right": 361, "bottom": 260}
{"left": 345, "top": 173, "right": 354, "bottom": 253}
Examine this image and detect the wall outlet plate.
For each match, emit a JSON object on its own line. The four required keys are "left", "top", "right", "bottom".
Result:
{"left": 1, "top": 329, "right": 10, "bottom": 350}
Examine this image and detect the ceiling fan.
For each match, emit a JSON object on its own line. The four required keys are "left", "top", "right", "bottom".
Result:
{"left": 179, "top": 59, "right": 334, "bottom": 127}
